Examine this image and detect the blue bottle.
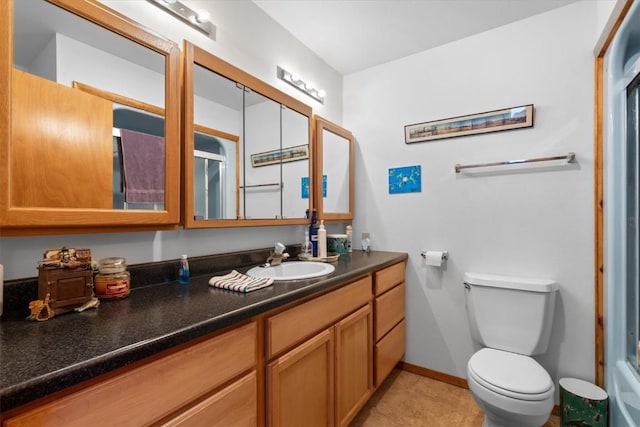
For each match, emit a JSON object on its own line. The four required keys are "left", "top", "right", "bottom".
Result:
{"left": 309, "top": 210, "right": 319, "bottom": 257}
{"left": 179, "top": 254, "right": 190, "bottom": 285}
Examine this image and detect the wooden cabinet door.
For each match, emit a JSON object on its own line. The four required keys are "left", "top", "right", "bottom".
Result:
{"left": 267, "top": 328, "right": 334, "bottom": 427}
{"left": 335, "top": 304, "right": 372, "bottom": 427}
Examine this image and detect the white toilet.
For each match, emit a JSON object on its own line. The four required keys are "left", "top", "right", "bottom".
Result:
{"left": 464, "top": 272, "right": 558, "bottom": 427}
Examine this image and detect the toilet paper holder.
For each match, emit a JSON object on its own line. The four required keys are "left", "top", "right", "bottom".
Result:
{"left": 420, "top": 250, "right": 448, "bottom": 261}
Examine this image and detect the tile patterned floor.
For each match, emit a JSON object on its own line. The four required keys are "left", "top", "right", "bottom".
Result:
{"left": 350, "top": 369, "right": 561, "bottom": 427}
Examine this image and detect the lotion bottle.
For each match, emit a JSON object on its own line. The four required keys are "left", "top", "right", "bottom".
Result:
{"left": 318, "top": 220, "right": 327, "bottom": 259}
{"left": 345, "top": 225, "right": 353, "bottom": 253}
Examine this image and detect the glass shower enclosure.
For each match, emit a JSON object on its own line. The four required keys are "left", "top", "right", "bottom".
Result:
{"left": 605, "top": 1, "right": 640, "bottom": 424}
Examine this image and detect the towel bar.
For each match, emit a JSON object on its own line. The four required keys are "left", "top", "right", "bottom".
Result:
{"left": 455, "top": 152, "right": 576, "bottom": 173}
{"left": 240, "top": 182, "right": 283, "bottom": 189}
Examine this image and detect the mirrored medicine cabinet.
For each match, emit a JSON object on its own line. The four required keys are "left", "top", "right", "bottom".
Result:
{"left": 1, "top": 0, "right": 181, "bottom": 235}
{"left": 314, "top": 116, "right": 354, "bottom": 221}
{"left": 182, "top": 41, "right": 314, "bottom": 228}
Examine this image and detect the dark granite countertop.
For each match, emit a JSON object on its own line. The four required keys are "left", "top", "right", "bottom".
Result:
{"left": 0, "top": 249, "right": 407, "bottom": 413}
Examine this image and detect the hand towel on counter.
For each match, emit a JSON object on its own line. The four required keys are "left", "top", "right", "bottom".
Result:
{"left": 208, "top": 270, "right": 274, "bottom": 293}
{"left": 119, "top": 129, "right": 165, "bottom": 204}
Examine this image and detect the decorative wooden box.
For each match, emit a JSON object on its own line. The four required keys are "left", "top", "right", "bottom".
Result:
{"left": 37, "top": 248, "right": 94, "bottom": 316}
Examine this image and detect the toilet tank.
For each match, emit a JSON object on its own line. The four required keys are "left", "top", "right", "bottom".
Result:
{"left": 464, "top": 272, "right": 558, "bottom": 356}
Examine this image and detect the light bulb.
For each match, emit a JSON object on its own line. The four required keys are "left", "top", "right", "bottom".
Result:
{"left": 291, "top": 72, "right": 301, "bottom": 83}
{"left": 317, "top": 89, "right": 326, "bottom": 98}
{"left": 195, "top": 10, "right": 210, "bottom": 23}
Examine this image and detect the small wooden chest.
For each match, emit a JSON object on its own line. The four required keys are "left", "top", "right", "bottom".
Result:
{"left": 38, "top": 265, "right": 94, "bottom": 315}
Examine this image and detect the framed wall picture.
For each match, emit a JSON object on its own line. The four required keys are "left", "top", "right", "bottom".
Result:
{"left": 251, "top": 144, "right": 309, "bottom": 167}
{"left": 405, "top": 104, "right": 534, "bottom": 144}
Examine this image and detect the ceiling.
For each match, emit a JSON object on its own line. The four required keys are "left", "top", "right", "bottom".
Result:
{"left": 252, "top": 0, "right": 579, "bottom": 75}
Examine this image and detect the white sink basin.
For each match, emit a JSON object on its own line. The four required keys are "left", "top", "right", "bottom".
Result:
{"left": 246, "top": 261, "right": 335, "bottom": 281}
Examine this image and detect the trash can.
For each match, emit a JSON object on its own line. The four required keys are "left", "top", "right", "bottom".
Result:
{"left": 559, "top": 377, "right": 608, "bottom": 427}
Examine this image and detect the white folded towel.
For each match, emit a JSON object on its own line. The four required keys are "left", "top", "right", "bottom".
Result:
{"left": 208, "top": 270, "right": 274, "bottom": 293}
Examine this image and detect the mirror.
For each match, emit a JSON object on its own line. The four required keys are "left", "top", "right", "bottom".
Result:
{"left": 314, "top": 116, "right": 354, "bottom": 221}
{"left": 242, "top": 89, "right": 282, "bottom": 219}
{"left": 1, "top": 0, "right": 180, "bottom": 231}
{"left": 191, "top": 63, "right": 241, "bottom": 220}
{"left": 183, "top": 41, "right": 313, "bottom": 227}
{"left": 282, "top": 107, "right": 312, "bottom": 219}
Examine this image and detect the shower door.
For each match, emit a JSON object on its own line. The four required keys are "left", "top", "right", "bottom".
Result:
{"left": 194, "top": 151, "right": 225, "bottom": 220}
{"left": 626, "top": 73, "right": 640, "bottom": 372}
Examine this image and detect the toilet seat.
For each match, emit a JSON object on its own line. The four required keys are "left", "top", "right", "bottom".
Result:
{"left": 468, "top": 348, "right": 554, "bottom": 401}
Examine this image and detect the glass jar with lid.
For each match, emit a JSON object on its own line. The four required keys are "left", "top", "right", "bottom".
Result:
{"left": 94, "top": 257, "right": 130, "bottom": 300}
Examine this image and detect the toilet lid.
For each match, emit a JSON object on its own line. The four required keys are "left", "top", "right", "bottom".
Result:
{"left": 468, "top": 348, "right": 554, "bottom": 401}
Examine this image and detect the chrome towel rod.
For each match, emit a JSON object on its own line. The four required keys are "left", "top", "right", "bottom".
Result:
{"left": 240, "top": 182, "right": 283, "bottom": 189}
{"left": 455, "top": 152, "right": 576, "bottom": 173}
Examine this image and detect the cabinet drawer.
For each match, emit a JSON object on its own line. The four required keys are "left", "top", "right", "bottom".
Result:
{"left": 375, "top": 283, "right": 405, "bottom": 341}
{"left": 374, "top": 262, "right": 406, "bottom": 296}
{"left": 267, "top": 276, "right": 371, "bottom": 358}
{"left": 4, "top": 321, "right": 257, "bottom": 427}
{"left": 163, "top": 371, "right": 257, "bottom": 427}
{"left": 375, "top": 319, "right": 405, "bottom": 387}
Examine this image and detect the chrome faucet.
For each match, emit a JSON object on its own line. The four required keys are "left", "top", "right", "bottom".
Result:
{"left": 264, "top": 242, "right": 289, "bottom": 267}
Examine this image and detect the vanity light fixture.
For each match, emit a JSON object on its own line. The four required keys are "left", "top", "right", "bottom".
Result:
{"left": 277, "top": 66, "right": 325, "bottom": 104}
{"left": 147, "top": 0, "right": 216, "bottom": 39}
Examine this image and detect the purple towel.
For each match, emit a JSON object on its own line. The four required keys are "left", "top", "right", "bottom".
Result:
{"left": 119, "top": 129, "right": 165, "bottom": 204}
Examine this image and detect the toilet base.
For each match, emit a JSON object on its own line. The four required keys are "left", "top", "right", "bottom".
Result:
{"left": 475, "top": 401, "right": 551, "bottom": 427}
{"left": 468, "top": 374, "right": 553, "bottom": 427}
{"left": 481, "top": 412, "right": 550, "bottom": 427}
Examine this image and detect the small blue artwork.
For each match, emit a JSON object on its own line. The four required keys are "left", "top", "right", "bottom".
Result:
{"left": 301, "top": 177, "right": 310, "bottom": 199}
{"left": 389, "top": 165, "right": 421, "bottom": 194}
{"left": 322, "top": 175, "right": 327, "bottom": 198}
{"left": 301, "top": 175, "right": 327, "bottom": 199}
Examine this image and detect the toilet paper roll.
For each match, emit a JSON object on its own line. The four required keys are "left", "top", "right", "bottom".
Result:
{"left": 424, "top": 251, "right": 444, "bottom": 267}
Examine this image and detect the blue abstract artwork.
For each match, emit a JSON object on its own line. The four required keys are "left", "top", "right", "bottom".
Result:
{"left": 301, "top": 175, "right": 327, "bottom": 198}
{"left": 389, "top": 165, "right": 421, "bottom": 194}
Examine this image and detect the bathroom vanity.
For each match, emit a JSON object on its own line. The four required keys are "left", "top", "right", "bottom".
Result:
{"left": 0, "top": 251, "right": 407, "bottom": 427}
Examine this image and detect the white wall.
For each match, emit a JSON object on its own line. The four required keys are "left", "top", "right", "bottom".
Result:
{"left": 0, "top": 0, "right": 342, "bottom": 280}
{"left": 344, "top": 1, "right": 608, "bottom": 396}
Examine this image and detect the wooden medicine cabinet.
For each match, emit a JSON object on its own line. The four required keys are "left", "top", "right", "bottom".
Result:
{"left": 182, "top": 41, "right": 313, "bottom": 228}
{"left": 1, "top": 0, "right": 181, "bottom": 235}
{"left": 313, "top": 116, "right": 355, "bottom": 221}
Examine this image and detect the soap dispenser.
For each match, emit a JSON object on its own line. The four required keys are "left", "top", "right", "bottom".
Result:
{"left": 318, "top": 220, "right": 327, "bottom": 259}
{"left": 178, "top": 254, "right": 190, "bottom": 285}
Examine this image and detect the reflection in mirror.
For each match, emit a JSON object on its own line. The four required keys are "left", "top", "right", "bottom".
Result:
{"left": 282, "top": 107, "right": 311, "bottom": 219}
{"left": 14, "top": 1, "right": 165, "bottom": 105}
{"left": 243, "top": 90, "right": 282, "bottom": 219}
{"left": 13, "top": 0, "right": 168, "bottom": 212}
{"left": 194, "top": 126, "right": 239, "bottom": 220}
{"left": 315, "top": 116, "right": 354, "bottom": 221}
{"left": 112, "top": 107, "right": 166, "bottom": 210}
{"left": 323, "top": 129, "right": 351, "bottom": 212}
{"left": 193, "top": 64, "right": 241, "bottom": 220}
